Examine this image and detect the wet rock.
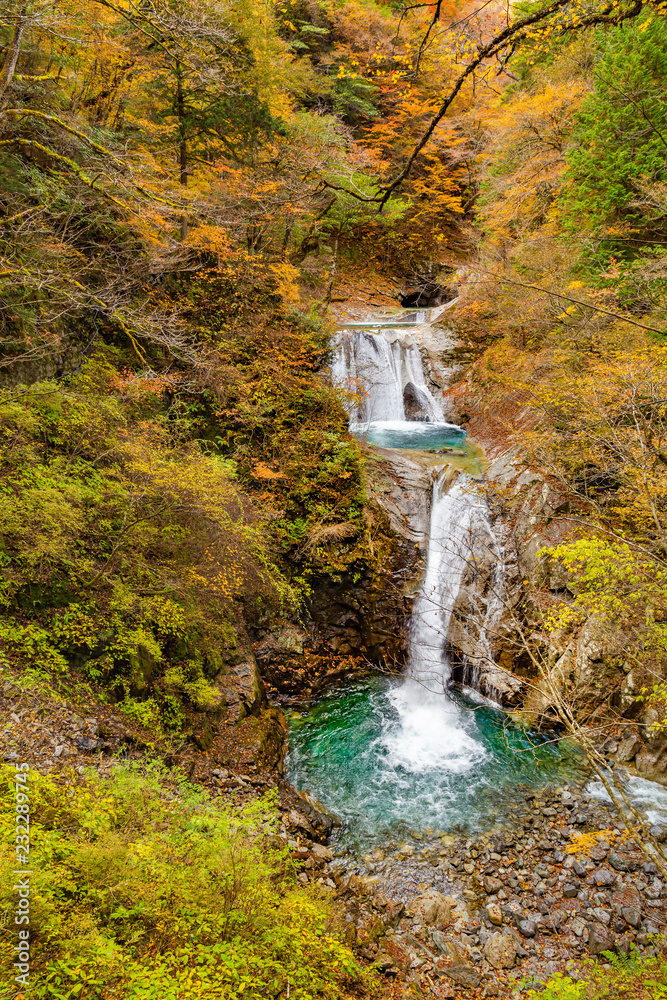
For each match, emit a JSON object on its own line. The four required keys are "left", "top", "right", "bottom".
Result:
{"left": 312, "top": 843, "right": 333, "bottom": 862}
{"left": 588, "top": 922, "right": 614, "bottom": 956}
{"left": 483, "top": 931, "right": 517, "bottom": 969}
{"left": 636, "top": 748, "right": 665, "bottom": 778}
{"left": 283, "top": 809, "right": 317, "bottom": 838}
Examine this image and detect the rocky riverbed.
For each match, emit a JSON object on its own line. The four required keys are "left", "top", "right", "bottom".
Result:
{"left": 278, "top": 776, "right": 667, "bottom": 996}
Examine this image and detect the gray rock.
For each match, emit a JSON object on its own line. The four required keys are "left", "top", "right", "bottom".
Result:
{"left": 563, "top": 885, "right": 578, "bottom": 898}
{"left": 483, "top": 932, "right": 517, "bottom": 969}
{"left": 518, "top": 919, "right": 537, "bottom": 938}
{"left": 573, "top": 861, "right": 587, "bottom": 877}
{"left": 608, "top": 852, "right": 637, "bottom": 872}
{"left": 614, "top": 734, "right": 641, "bottom": 763}
{"left": 591, "top": 868, "right": 616, "bottom": 887}
{"left": 483, "top": 876, "right": 504, "bottom": 894}
{"left": 443, "top": 965, "right": 482, "bottom": 988}
{"left": 621, "top": 906, "right": 642, "bottom": 929}
{"left": 588, "top": 922, "right": 614, "bottom": 956}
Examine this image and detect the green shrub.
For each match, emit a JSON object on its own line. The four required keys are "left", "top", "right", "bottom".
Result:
{"left": 0, "top": 762, "right": 373, "bottom": 999}
{"left": 530, "top": 949, "right": 667, "bottom": 1000}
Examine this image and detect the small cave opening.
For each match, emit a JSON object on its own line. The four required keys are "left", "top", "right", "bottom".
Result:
{"left": 400, "top": 282, "right": 456, "bottom": 308}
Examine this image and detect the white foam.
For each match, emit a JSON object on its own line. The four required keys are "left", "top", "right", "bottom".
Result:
{"left": 331, "top": 330, "right": 443, "bottom": 424}
{"left": 381, "top": 479, "right": 492, "bottom": 778}
{"left": 587, "top": 773, "right": 667, "bottom": 825}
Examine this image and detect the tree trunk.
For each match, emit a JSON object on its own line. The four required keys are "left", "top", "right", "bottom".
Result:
{"left": 0, "top": 18, "right": 26, "bottom": 106}
{"left": 175, "top": 62, "right": 188, "bottom": 240}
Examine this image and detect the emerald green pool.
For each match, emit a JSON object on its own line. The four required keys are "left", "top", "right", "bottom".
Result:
{"left": 286, "top": 677, "right": 584, "bottom": 851}
{"left": 358, "top": 420, "right": 469, "bottom": 451}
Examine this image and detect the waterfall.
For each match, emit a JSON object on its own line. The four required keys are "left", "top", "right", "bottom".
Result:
{"left": 383, "top": 477, "right": 490, "bottom": 772}
{"left": 332, "top": 311, "right": 505, "bottom": 721}
{"left": 407, "top": 477, "right": 487, "bottom": 694}
{"left": 331, "top": 329, "right": 443, "bottom": 427}
{"left": 286, "top": 311, "right": 578, "bottom": 844}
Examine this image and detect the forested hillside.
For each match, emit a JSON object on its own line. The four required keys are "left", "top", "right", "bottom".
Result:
{"left": 2, "top": 0, "right": 667, "bottom": 995}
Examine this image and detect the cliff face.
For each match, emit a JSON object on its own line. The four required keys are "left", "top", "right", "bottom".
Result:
{"left": 444, "top": 367, "right": 667, "bottom": 786}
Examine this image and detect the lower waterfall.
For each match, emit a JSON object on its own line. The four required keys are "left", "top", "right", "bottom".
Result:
{"left": 384, "top": 476, "right": 488, "bottom": 774}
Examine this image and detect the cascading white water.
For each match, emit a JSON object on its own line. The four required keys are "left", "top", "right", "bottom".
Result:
{"left": 331, "top": 329, "right": 443, "bottom": 427}
{"left": 384, "top": 477, "right": 488, "bottom": 772}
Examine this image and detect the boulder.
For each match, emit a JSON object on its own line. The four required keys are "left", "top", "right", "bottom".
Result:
{"left": 615, "top": 734, "right": 642, "bottom": 763}
{"left": 621, "top": 906, "right": 642, "bottom": 929}
{"left": 312, "top": 843, "right": 333, "bottom": 862}
{"left": 608, "top": 852, "right": 638, "bottom": 872}
{"left": 410, "top": 891, "right": 457, "bottom": 926}
{"left": 442, "top": 965, "right": 481, "bottom": 988}
{"left": 483, "top": 876, "right": 504, "bottom": 895}
{"left": 483, "top": 932, "right": 517, "bottom": 969}
{"left": 283, "top": 809, "right": 317, "bottom": 838}
{"left": 588, "top": 922, "right": 615, "bottom": 956}
{"left": 374, "top": 951, "right": 396, "bottom": 974}
{"left": 591, "top": 868, "right": 617, "bottom": 887}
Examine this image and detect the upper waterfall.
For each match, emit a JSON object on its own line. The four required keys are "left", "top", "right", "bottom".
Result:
{"left": 331, "top": 328, "right": 444, "bottom": 427}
